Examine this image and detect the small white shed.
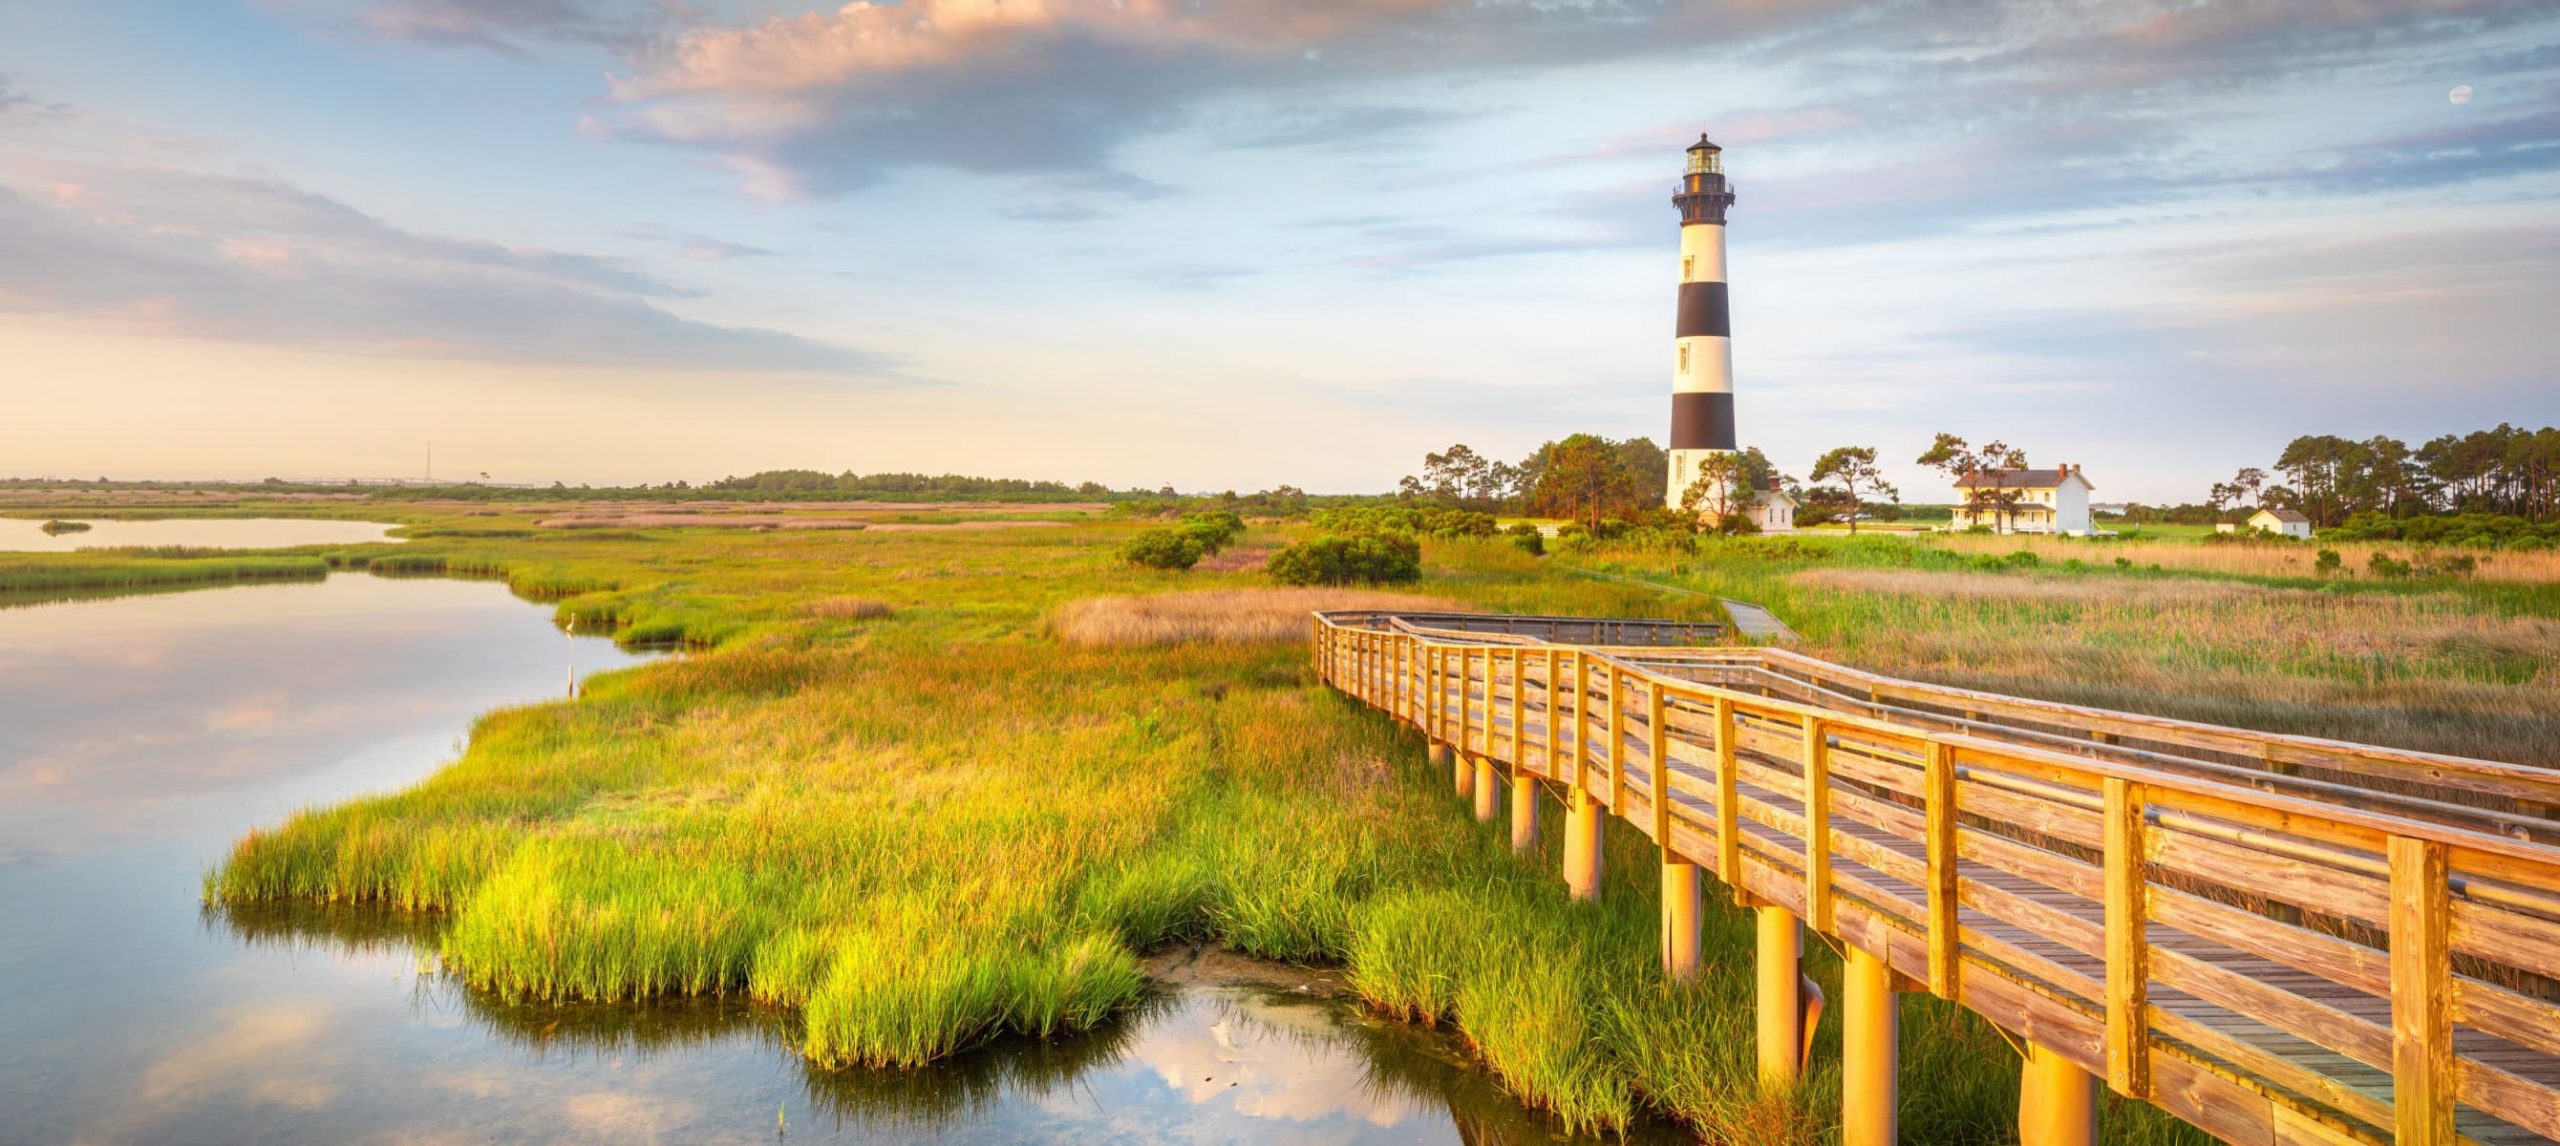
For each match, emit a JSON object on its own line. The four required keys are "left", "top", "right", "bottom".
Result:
{"left": 2247, "top": 508, "right": 2314, "bottom": 540}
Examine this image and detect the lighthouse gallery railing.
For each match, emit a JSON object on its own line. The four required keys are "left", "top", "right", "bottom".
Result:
{"left": 1313, "top": 609, "right": 2560, "bottom": 1146}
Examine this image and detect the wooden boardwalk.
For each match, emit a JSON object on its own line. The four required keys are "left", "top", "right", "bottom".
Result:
{"left": 1313, "top": 610, "right": 2560, "bottom": 1145}
{"left": 1719, "top": 598, "right": 1798, "bottom": 643}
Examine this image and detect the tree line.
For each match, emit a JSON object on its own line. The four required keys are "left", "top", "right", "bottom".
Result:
{"left": 1393, "top": 434, "right": 1923, "bottom": 534}
{"left": 2201, "top": 425, "right": 2560, "bottom": 528}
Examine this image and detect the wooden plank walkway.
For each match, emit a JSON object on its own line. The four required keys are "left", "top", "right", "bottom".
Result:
{"left": 1313, "top": 610, "right": 2560, "bottom": 1145}
{"left": 1719, "top": 598, "right": 1798, "bottom": 643}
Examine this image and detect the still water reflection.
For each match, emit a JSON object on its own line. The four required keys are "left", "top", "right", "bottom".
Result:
{"left": 0, "top": 576, "right": 1658, "bottom": 1145}
{"left": 0, "top": 517, "right": 398, "bottom": 552}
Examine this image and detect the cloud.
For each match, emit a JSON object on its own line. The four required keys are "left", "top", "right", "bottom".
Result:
{"left": 596, "top": 0, "right": 1871, "bottom": 198}
{"left": 624, "top": 223, "right": 780, "bottom": 261}
{"left": 0, "top": 170, "right": 893, "bottom": 374}
{"left": 0, "top": 73, "right": 72, "bottom": 119}
{"left": 584, "top": 0, "right": 2560, "bottom": 229}
{"left": 1214, "top": 104, "right": 1471, "bottom": 152}
{"left": 266, "top": 0, "right": 651, "bottom": 58}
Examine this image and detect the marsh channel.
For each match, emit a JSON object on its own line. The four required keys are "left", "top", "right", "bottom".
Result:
{"left": 0, "top": 570, "right": 1675, "bottom": 1144}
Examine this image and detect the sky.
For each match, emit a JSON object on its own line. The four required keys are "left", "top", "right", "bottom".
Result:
{"left": 1, "top": 1, "right": 2555, "bottom": 502}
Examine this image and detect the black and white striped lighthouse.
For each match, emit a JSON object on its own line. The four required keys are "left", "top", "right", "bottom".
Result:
{"left": 1666, "top": 132, "right": 1738, "bottom": 508}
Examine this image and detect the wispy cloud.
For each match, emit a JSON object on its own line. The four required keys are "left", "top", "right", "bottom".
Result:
{"left": 624, "top": 223, "right": 779, "bottom": 262}
{"left": 0, "top": 170, "right": 893, "bottom": 374}
{"left": 266, "top": 0, "right": 651, "bottom": 58}
{"left": 0, "top": 73, "right": 73, "bottom": 119}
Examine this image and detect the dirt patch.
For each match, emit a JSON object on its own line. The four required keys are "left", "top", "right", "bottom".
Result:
{"left": 536, "top": 513, "right": 873, "bottom": 530}
{"left": 1049, "top": 588, "right": 1471, "bottom": 647}
{"left": 1193, "top": 546, "right": 1274, "bottom": 573}
{"left": 858, "top": 520, "right": 1067, "bottom": 532}
{"left": 1142, "top": 943, "right": 1349, "bottom": 998}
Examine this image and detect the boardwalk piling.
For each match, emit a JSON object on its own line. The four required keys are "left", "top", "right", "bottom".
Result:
{"left": 1564, "top": 788, "right": 1603, "bottom": 901}
{"left": 1756, "top": 904, "right": 1804, "bottom": 1088}
{"left": 1842, "top": 943, "right": 1898, "bottom": 1145}
{"left": 1660, "top": 860, "right": 1702, "bottom": 980}
{"left": 1473, "top": 755, "right": 1499, "bottom": 822}
{"left": 2018, "top": 1042, "right": 2096, "bottom": 1146}
{"left": 1510, "top": 773, "right": 1540, "bottom": 852}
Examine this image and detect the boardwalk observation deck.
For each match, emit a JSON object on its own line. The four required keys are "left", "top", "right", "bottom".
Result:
{"left": 1313, "top": 609, "right": 2560, "bottom": 1145}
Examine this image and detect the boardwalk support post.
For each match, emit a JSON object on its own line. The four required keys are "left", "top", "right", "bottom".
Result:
{"left": 1842, "top": 942, "right": 1898, "bottom": 1146}
{"left": 2103, "top": 778, "right": 2151, "bottom": 1100}
{"left": 1473, "top": 755, "right": 1499, "bottom": 822}
{"left": 1429, "top": 740, "right": 1455, "bottom": 786}
{"left": 1661, "top": 859, "right": 1701, "bottom": 980}
{"left": 1511, "top": 772, "right": 1540, "bottom": 853}
{"left": 2389, "top": 835, "right": 2454, "bottom": 1145}
{"left": 1756, "top": 905, "right": 1803, "bottom": 1089}
{"left": 2018, "top": 1041, "right": 2096, "bottom": 1146}
{"left": 1565, "top": 788, "right": 1603, "bottom": 902}
{"left": 1454, "top": 744, "right": 1473, "bottom": 799}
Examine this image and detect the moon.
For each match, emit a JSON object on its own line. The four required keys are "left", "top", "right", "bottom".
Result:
{"left": 2450, "top": 84, "right": 2474, "bottom": 105}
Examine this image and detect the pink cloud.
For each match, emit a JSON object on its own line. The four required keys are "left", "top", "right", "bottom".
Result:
{"left": 615, "top": 0, "right": 1445, "bottom": 103}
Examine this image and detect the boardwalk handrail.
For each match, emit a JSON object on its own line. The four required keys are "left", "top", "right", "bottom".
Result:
{"left": 1312, "top": 609, "right": 2560, "bottom": 1146}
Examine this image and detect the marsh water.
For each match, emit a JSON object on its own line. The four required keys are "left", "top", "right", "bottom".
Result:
{"left": 0, "top": 575, "right": 1653, "bottom": 1144}
{"left": 0, "top": 517, "right": 399, "bottom": 552}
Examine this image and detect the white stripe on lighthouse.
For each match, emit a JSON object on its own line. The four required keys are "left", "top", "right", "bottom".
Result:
{"left": 1674, "top": 223, "right": 1731, "bottom": 395}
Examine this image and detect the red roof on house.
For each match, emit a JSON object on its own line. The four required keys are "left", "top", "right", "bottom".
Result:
{"left": 1955, "top": 467, "right": 2091, "bottom": 490}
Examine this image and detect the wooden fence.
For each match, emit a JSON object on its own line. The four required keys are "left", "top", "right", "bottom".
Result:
{"left": 1313, "top": 609, "right": 2560, "bottom": 1145}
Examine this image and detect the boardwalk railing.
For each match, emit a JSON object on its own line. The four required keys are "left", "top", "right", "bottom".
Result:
{"left": 1313, "top": 609, "right": 2560, "bottom": 1146}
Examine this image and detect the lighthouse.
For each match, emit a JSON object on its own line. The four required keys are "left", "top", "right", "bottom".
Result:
{"left": 1665, "top": 133, "right": 1737, "bottom": 509}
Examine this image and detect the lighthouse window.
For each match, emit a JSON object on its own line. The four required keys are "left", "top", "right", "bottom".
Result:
{"left": 1682, "top": 256, "right": 1694, "bottom": 279}
{"left": 1678, "top": 344, "right": 1690, "bottom": 372}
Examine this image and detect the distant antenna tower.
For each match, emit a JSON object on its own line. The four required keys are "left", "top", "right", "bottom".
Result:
{"left": 426, "top": 440, "right": 433, "bottom": 483}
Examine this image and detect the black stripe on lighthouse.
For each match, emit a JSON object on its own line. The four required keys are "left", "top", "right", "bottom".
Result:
{"left": 1669, "top": 392, "right": 1735, "bottom": 451}
{"left": 1675, "top": 281, "right": 1729, "bottom": 339}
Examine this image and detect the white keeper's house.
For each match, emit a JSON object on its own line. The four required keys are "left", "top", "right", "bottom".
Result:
{"left": 1949, "top": 464, "right": 2095, "bottom": 535}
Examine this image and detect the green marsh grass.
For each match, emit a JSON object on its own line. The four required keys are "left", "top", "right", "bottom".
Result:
{"left": 0, "top": 551, "right": 327, "bottom": 597}
{"left": 136, "top": 507, "right": 2549, "bottom": 1141}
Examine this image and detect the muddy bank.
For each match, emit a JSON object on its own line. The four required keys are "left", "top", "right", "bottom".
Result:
{"left": 1141, "top": 943, "right": 1351, "bottom": 998}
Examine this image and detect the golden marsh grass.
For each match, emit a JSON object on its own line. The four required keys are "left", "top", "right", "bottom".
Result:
{"left": 1929, "top": 533, "right": 2560, "bottom": 583}
{"left": 1048, "top": 587, "right": 1469, "bottom": 647}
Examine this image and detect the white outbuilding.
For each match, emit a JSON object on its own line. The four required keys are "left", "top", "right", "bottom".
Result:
{"left": 1747, "top": 482, "right": 1797, "bottom": 534}
{"left": 1949, "top": 464, "right": 2095, "bottom": 535}
{"left": 2247, "top": 507, "right": 2314, "bottom": 540}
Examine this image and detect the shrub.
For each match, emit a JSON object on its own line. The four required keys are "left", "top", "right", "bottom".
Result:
{"left": 2368, "top": 551, "right": 2412, "bottom": 579}
{"left": 2416, "top": 550, "right": 2479, "bottom": 579}
{"left": 1176, "top": 510, "right": 1245, "bottom": 552}
{"left": 1121, "top": 528, "right": 1206, "bottom": 570}
{"left": 1610, "top": 525, "right": 1701, "bottom": 554}
{"left": 1267, "top": 533, "right": 1423, "bottom": 586}
{"left": 1509, "top": 526, "right": 1546, "bottom": 558}
{"left": 2314, "top": 549, "right": 2342, "bottom": 575}
{"left": 1309, "top": 506, "right": 1498, "bottom": 540}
